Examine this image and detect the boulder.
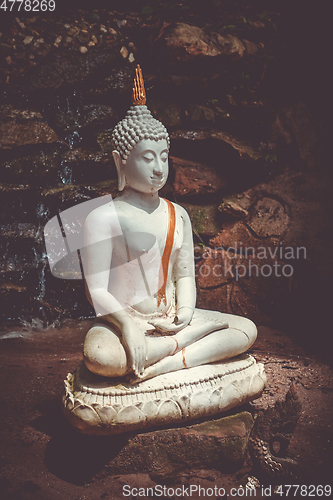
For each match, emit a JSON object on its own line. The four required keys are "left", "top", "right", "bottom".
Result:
{"left": 101, "top": 412, "right": 254, "bottom": 479}
{"left": 247, "top": 197, "right": 289, "bottom": 238}
{"left": 161, "top": 23, "right": 246, "bottom": 65}
{"left": 218, "top": 199, "right": 249, "bottom": 219}
{"left": 171, "top": 129, "right": 263, "bottom": 164}
{"left": 196, "top": 167, "right": 331, "bottom": 336}
{"left": 172, "top": 156, "right": 226, "bottom": 196}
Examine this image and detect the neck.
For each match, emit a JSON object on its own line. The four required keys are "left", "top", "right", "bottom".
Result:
{"left": 121, "top": 188, "right": 161, "bottom": 212}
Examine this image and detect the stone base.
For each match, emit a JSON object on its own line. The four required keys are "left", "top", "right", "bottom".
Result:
{"left": 62, "top": 354, "right": 266, "bottom": 435}
{"left": 93, "top": 412, "right": 255, "bottom": 480}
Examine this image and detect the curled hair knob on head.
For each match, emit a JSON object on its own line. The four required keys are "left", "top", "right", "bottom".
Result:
{"left": 111, "top": 65, "right": 170, "bottom": 168}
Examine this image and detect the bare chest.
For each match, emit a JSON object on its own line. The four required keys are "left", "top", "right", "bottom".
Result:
{"left": 113, "top": 207, "right": 168, "bottom": 262}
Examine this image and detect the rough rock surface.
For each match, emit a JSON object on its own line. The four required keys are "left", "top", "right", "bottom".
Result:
{"left": 172, "top": 156, "right": 226, "bottom": 196}
{"left": 98, "top": 412, "right": 254, "bottom": 480}
{"left": 162, "top": 23, "right": 246, "bottom": 64}
{"left": 0, "top": 322, "right": 332, "bottom": 498}
{"left": 0, "top": 6, "right": 329, "bottom": 353}
{"left": 0, "top": 106, "right": 58, "bottom": 147}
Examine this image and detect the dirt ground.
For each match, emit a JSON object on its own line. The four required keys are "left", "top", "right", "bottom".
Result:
{"left": 0, "top": 321, "right": 332, "bottom": 500}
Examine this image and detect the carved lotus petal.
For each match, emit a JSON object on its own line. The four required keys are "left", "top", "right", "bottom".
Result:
{"left": 116, "top": 405, "right": 145, "bottom": 425}
{"left": 141, "top": 401, "right": 158, "bottom": 419}
{"left": 219, "top": 383, "right": 241, "bottom": 411}
{"left": 177, "top": 394, "right": 190, "bottom": 418}
{"left": 236, "top": 375, "right": 251, "bottom": 397}
{"left": 189, "top": 391, "right": 210, "bottom": 417}
{"left": 209, "top": 389, "right": 221, "bottom": 412}
{"left": 65, "top": 394, "right": 75, "bottom": 411}
{"left": 72, "top": 404, "right": 101, "bottom": 426}
{"left": 95, "top": 405, "right": 117, "bottom": 424}
{"left": 157, "top": 399, "right": 182, "bottom": 422}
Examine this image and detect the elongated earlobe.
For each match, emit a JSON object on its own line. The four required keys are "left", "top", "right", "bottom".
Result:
{"left": 112, "top": 150, "right": 126, "bottom": 191}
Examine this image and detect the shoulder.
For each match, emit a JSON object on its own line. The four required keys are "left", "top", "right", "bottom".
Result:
{"left": 171, "top": 202, "right": 191, "bottom": 225}
{"left": 84, "top": 199, "right": 121, "bottom": 233}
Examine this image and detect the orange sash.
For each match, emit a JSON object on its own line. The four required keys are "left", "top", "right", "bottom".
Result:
{"left": 157, "top": 199, "right": 176, "bottom": 307}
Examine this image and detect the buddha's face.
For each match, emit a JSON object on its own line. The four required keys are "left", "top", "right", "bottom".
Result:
{"left": 123, "top": 139, "right": 169, "bottom": 194}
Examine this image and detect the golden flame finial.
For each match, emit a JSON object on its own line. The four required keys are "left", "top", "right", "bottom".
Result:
{"left": 132, "top": 64, "right": 146, "bottom": 106}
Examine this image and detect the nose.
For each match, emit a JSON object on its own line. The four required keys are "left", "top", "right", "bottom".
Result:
{"left": 153, "top": 158, "right": 164, "bottom": 175}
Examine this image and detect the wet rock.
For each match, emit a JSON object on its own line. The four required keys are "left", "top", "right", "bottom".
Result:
{"left": 0, "top": 105, "right": 57, "bottom": 148}
{"left": 172, "top": 157, "right": 226, "bottom": 196}
{"left": 0, "top": 223, "right": 38, "bottom": 240}
{"left": 41, "top": 180, "right": 119, "bottom": 216}
{"left": 0, "top": 146, "right": 113, "bottom": 190}
{"left": 54, "top": 104, "right": 114, "bottom": 135}
{"left": 0, "top": 283, "right": 30, "bottom": 324}
{"left": 0, "top": 283, "right": 28, "bottom": 295}
{"left": 161, "top": 23, "right": 245, "bottom": 66}
{"left": 0, "top": 184, "right": 39, "bottom": 223}
{"left": 88, "top": 65, "right": 134, "bottom": 97}
{"left": 18, "top": 48, "right": 119, "bottom": 91}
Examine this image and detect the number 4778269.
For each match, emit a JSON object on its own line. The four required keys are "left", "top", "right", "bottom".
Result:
{"left": 0, "top": 0, "right": 56, "bottom": 11}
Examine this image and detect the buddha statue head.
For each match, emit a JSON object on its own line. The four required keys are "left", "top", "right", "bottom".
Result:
{"left": 111, "top": 65, "right": 170, "bottom": 191}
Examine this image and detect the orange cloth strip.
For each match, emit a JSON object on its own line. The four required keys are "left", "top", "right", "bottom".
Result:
{"left": 171, "top": 337, "right": 179, "bottom": 355}
{"left": 158, "top": 199, "right": 176, "bottom": 307}
{"left": 182, "top": 348, "right": 187, "bottom": 368}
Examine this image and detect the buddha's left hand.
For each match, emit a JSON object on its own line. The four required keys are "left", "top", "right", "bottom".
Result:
{"left": 148, "top": 307, "right": 193, "bottom": 334}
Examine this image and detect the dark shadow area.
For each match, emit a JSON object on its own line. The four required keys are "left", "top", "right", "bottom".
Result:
{"left": 33, "top": 393, "right": 252, "bottom": 485}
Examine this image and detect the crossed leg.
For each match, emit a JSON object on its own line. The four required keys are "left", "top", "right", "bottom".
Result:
{"left": 135, "top": 309, "right": 257, "bottom": 382}
{"left": 83, "top": 309, "right": 257, "bottom": 381}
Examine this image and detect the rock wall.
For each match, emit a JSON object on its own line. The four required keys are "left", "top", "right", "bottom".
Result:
{"left": 0, "top": 5, "right": 330, "bottom": 348}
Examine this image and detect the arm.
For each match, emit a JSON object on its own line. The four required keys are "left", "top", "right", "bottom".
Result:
{"left": 149, "top": 206, "right": 196, "bottom": 333}
{"left": 82, "top": 206, "right": 147, "bottom": 376}
{"left": 174, "top": 207, "right": 196, "bottom": 324}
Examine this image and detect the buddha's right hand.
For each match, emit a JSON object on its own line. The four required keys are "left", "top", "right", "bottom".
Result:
{"left": 122, "top": 322, "right": 147, "bottom": 378}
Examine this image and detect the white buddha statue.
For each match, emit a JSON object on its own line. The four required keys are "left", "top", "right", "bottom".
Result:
{"left": 81, "top": 65, "right": 257, "bottom": 384}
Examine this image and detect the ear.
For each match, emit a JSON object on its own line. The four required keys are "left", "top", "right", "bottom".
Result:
{"left": 112, "top": 150, "right": 126, "bottom": 191}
